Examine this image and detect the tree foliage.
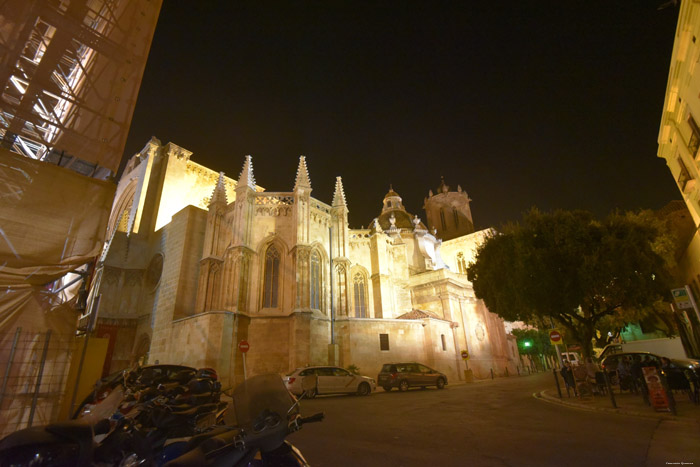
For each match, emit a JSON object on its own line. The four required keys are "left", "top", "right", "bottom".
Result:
{"left": 511, "top": 328, "right": 554, "bottom": 357}
{"left": 467, "top": 209, "right": 671, "bottom": 357}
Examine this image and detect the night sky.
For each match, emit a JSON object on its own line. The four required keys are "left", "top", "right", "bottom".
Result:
{"left": 124, "top": 1, "right": 682, "bottom": 231}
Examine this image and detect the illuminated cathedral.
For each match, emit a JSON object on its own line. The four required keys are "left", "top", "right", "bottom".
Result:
{"left": 95, "top": 137, "right": 518, "bottom": 385}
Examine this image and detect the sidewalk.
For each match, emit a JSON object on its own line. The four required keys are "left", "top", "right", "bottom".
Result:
{"left": 535, "top": 378, "right": 700, "bottom": 423}
{"left": 535, "top": 381, "right": 700, "bottom": 465}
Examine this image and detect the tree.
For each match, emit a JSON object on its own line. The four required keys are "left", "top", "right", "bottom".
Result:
{"left": 466, "top": 209, "right": 671, "bottom": 358}
{"left": 512, "top": 328, "right": 554, "bottom": 357}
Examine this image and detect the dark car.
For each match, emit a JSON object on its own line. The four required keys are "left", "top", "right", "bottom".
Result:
{"left": 600, "top": 351, "right": 700, "bottom": 392}
{"left": 377, "top": 362, "right": 447, "bottom": 392}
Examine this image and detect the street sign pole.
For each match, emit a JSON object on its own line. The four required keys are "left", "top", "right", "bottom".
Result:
{"left": 549, "top": 318, "right": 563, "bottom": 368}
{"left": 239, "top": 340, "right": 250, "bottom": 380}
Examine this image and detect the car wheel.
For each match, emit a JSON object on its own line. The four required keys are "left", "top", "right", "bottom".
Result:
{"left": 357, "top": 382, "right": 371, "bottom": 396}
{"left": 382, "top": 385, "right": 392, "bottom": 392}
{"left": 399, "top": 380, "right": 409, "bottom": 392}
{"left": 436, "top": 377, "right": 445, "bottom": 389}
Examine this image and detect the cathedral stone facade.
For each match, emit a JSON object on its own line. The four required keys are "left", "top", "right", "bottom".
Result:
{"left": 95, "top": 138, "right": 518, "bottom": 386}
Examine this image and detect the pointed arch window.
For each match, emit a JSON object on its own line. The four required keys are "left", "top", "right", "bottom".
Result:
{"left": 353, "top": 272, "right": 367, "bottom": 318}
{"left": 310, "top": 250, "right": 321, "bottom": 310}
{"left": 457, "top": 252, "right": 467, "bottom": 274}
{"left": 453, "top": 208, "right": 459, "bottom": 228}
{"left": 440, "top": 209, "right": 446, "bottom": 231}
{"left": 263, "top": 245, "right": 280, "bottom": 308}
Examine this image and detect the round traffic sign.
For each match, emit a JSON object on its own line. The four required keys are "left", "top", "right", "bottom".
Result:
{"left": 461, "top": 350, "right": 470, "bottom": 360}
{"left": 549, "top": 330, "right": 562, "bottom": 343}
{"left": 238, "top": 340, "right": 250, "bottom": 353}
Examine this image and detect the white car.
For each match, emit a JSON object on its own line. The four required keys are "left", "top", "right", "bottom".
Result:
{"left": 284, "top": 366, "right": 376, "bottom": 397}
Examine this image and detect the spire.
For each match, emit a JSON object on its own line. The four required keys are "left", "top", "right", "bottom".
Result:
{"left": 332, "top": 176, "right": 347, "bottom": 207}
{"left": 438, "top": 176, "right": 449, "bottom": 193}
{"left": 237, "top": 155, "right": 256, "bottom": 190}
{"left": 294, "top": 155, "right": 311, "bottom": 190}
{"left": 209, "top": 172, "right": 228, "bottom": 206}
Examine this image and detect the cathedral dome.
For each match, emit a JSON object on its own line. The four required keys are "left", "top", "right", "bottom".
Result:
{"left": 384, "top": 187, "right": 400, "bottom": 199}
{"left": 376, "top": 185, "right": 427, "bottom": 231}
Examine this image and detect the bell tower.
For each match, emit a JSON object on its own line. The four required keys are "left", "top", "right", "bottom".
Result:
{"left": 423, "top": 177, "right": 474, "bottom": 241}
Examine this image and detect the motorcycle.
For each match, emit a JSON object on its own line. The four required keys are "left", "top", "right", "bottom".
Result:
{"left": 0, "top": 365, "right": 226, "bottom": 467}
{"left": 164, "top": 373, "right": 323, "bottom": 466}
{"left": 0, "top": 372, "right": 320, "bottom": 467}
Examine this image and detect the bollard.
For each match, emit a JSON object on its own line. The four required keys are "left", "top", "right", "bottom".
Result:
{"left": 553, "top": 368, "right": 562, "bottom": 399}
{"left": 490, "top": 368, "right": 494, "bottom": 380}
{"left": 517, "top": 367, "right": 520, "bottom": 376}
{"left": 660, "top": 371, "right": 677, "bottom": 415}
{"left": 505, "top": 367, "right": 509, "bottom": 377}
{"left": 603, "top": 371, "right": 617, "bottom": 409}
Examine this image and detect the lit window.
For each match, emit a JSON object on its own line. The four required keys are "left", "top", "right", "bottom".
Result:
{"left": 310, "top": 250, "right": 321, "bottom": 310}
{"left": 689, "top": 114, "right": 700, "bottom": 155}
{"left": 263, "top": 245, "right": 280, "bottom": 308}
{"left": 677, "top": 156, "right": 693, "bottom": 191}
{"left": 457, "top": 252, "right": 467, "bottom": 274}
{"left": 353, "top": 273, "right": 367, "bottom": 318}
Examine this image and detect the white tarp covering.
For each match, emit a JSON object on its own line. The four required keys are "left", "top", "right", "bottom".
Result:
{"left": 0, "top": 148, "right": 115, "bottom": 330}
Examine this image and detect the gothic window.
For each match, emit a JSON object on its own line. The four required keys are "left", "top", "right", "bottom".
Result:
{"left": 457, "top": 252, "right": 467, "bottom": 274}
{"left": 453, "top": 208, "right": 459, "bottom": 227}
{"left": 310, "top": 250, "right": 321, "bottom": 310}
{"left": 677, "top": 156, "right": 693, "bottom": 191}
{"left": 440, "top": 209, "right": 446, "bottom": 231}
{"left": 353, "top": 272, "right": 367, "bottom": 318}
{"left": 263, "top": 245, "right": 280, "bottom": 308}
{"left": 689, "top": 113, "right": 700, "bottom": 156}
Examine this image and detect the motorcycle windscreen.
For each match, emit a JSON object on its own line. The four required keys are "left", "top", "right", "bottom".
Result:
{"left": 233, "top": 374, "right": 296, "bottom": 432}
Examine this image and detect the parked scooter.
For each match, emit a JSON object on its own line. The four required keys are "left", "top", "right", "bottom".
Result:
{"left": 0, "top": 365, "right": 226, "bottom": 467}
{"left": 164, "top": 373, "right": 323, "bottom": 466}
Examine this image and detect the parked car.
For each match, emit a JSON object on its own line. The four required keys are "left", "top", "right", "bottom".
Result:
{"left": 600, "top": 351, "right": 700, "bottom": 392}
{"left": 561, "top": 352, "right": 581, "bottom": 366}
{"left": 284, "top": 366, "right": 376, "bottom": 397}
{"left": 377, "top": 362, "right": 447, "bottom": 392}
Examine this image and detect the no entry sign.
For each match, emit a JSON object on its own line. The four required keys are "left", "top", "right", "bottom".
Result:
{"left": 549, "top": 330, "right": 562, "bottom": 345}
{"left": 238, "top": 340, "right": 250, "bottom": 353}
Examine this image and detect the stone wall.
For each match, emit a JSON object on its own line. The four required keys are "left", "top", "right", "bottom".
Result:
{"left": 149, "top": 206, "right": 206, "bottom": 363}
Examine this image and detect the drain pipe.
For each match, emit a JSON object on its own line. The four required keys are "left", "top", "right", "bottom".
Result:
{"left": 329, "top": 227, "right": 335, "bottom": 345}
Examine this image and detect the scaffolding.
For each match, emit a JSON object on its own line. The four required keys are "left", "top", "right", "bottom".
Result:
{"left": 0, "top": 0, "right": 161, "bottom": 429}
{"left": 0, "top": 0, "right": 162, "bottom": 177}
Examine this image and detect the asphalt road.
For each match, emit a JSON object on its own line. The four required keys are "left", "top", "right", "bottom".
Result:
{"left": 287, "top": 372, "right": 699, "bottom": 467}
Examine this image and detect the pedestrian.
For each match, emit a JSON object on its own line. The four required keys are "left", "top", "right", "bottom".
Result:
{"left": 631, "top": 354, "right": 647, "bottom": 399}
{"left": 617, "top": 356, "right": 632, "bottom": 391}
{"left": 560, "top": 360, "right": 575, "bottom": 392}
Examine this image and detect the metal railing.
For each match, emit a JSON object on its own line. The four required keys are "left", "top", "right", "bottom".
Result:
{"left": 0, "top": 328, "right": 75, "bottom": 436}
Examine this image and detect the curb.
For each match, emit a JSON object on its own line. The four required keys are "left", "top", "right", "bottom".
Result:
{"left": 533, "top": 390, "right": 688, "bottom": 422}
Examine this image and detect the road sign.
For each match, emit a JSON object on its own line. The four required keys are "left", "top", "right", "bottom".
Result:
{"left": 549, "top": 330, "right": 562, "bottom": 345}
{"left": 238, "top": 340, "right": 250, "bottom": 353}
{"left": 672, "top": 287, "right": 693, "bottom": 310}
{"left": 461, "top": 350, "right": 470, "bottom": 360}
